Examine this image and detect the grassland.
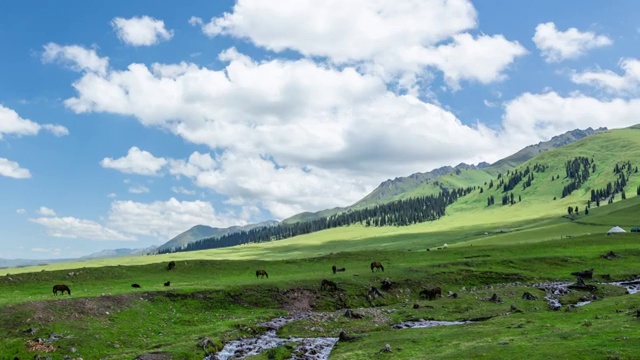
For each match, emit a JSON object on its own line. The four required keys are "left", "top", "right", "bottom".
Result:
{"left": 3, "top": 127, "right": 640, "bottom": 359}
{"left": 2, "top": 190, "right": 640, "bottom": 359}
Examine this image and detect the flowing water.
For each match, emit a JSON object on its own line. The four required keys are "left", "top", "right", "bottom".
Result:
{"left": 205, "top": 315, "right": 338, "bottom": 360}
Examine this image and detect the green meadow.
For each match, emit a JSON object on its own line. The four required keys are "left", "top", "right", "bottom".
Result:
{"left": 2, "top": 128, "right": 640, "bottom": 359}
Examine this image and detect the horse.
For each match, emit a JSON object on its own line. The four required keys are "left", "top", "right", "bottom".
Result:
{"left": 370, "top": 261, "right": 384, "bottom": 272}
{"left": 52, "top": 284, "right": 71, "bottom": 296}
{"left": 167, "top": 261, "right": 176, "bottom": 271}
{"left": 332, "top": 265, "right": 346, "bottom": 274}
{"left": 420, "top": 287, "right": 441, "bottom": 300}
{"left": 131, "top": 283, "right": 141, "bottom": 288}
{"left": 571, "top": 268, "right": 593, "bottom": 279}
{"left": 321, "top": 279, "right": 338, "bottom": 291}
{"left": 256, "top": 269, "right": 269, "bottom": 279}
{"left": 164, "top": 281, "right": 171, "bottom": 287}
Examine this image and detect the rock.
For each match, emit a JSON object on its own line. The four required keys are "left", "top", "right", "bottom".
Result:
{"left": 339, "top": 331, "right": 355, "bottom": 342}
{"left": 499, "top": 341, "right": 509, "bottom": 345}
{"left": 413, "top": 303, "right": 420, "bottom": 309}
{"left": 522, "top": 292, "right": 538, "bottom": 300}
{"left": 379, "top": 344, "right": 392, "bottom": 353}
{"left": 489, "top": 293, "right": 503, "bottom": 303}
{"left": 70, "top": 347, "right": 77, "bottom": 353}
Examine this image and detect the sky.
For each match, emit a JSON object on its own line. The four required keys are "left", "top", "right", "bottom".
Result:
{"left": 2, "top": 1, "right": 640, "bottom": 260}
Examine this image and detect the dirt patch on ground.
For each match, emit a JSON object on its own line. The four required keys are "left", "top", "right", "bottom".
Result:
{"left": 1, "top": 293, "right": 139, "bottom": 326}
{"left": 281, "top": 288, "right": 318, "bottom": 313}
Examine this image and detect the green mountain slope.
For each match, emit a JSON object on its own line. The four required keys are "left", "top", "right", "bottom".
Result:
{"left": 157, "top": 221, "right": 278, "bottom": 253}
{"left": 282, "top": 127, "right": 606, "bottom": 225}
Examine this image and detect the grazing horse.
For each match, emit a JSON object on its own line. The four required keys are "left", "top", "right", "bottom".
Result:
{"left": 131, "top": 283, "right": 141, "bottom": 288}
{"left": 332, "top": 265, "right": 346, "bottom": 274}
{"left": 52, "top": 284, "right": 71, "bottom": 296}
{"left": 164, "top": 281, "right": 171, "bottom": 287}
{"left": 256, "top": 269, "right": 269, "bottom": 279}
{"left": 321, "top": 279, "right": 338, "bottom": 291}
{"left": 571, "top": 268, "right": 593, "bottom": 279}
{"left": 420, "top": 287, "right": 442, "bottom": 300}
{"left": 167, "top": 261, "right": 176, "bottom": 271}
{"left": 370, "top": 261, "right": 384, "bottom": 272}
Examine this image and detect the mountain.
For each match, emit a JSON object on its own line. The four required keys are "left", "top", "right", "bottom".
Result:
{"left": 0, "top": 258, "right": 70, "bottom": 269}
{"left": 80, "top": 245, "right": 158, "bottom": 259}
{"left": 156, "top": 221, "right": 279, "bottom": 253}
{"left": 281, "top": 127, "right": 605, "bottom": 224}
{"left": 490, "top": 127, "right": 607, "bottom": 170}
{"left": 173, "top": 125, "right": 640, "bottom": 254}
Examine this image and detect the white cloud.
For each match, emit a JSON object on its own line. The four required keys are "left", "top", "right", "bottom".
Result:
{"left": 0, "top": 105, "right": 68, "bottom": 139}
{"left": 37, "top": 206, "right": 56, "bottom": 217}
{"left": 100, "top": 147, "right": 167, "bottom": 176}
{"left": 107, "top": 192, "right": 117, "bottom": 198}
{"left": 30, "top": 216, "right": 135, "bottom": 241}
{"left": 171, "top": 186, "right": 196, "bottom": 195}
{"left": 111, "top": 16, "right": 174, "bottom": 47}
{"left": 128, "top": 185, "right": 150, "bottom": 194}
{"left": 571, "top": 58, "right": 640, "bottom": 95}
{"left": 192, "top": 0, "right": 524, "bottom": 87}
{"left": 30, "top": 199, "right": 244, "bottom": 242}
{"left": 106, "top": 198, "right": 241, "bottom": 239}
{"left": 502, "top": 91, "right": 640, "bottom": 143}
{"left": 533, "top": 22, "right": 612, "bottom": 62}
{"left": 0, "top": 158, "right": 31, "bottom": 179}
{"left": 16, "top": 208, "right": 26, "bottom": 215}
{"left": 56, "top": 47, "right": 535, "bottom": 219}
{"left": 42, "top": 43, "right": 109, "bottom": 75}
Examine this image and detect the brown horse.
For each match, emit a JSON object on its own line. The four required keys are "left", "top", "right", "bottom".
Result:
{"left": 256, "top": 269, "right": 269, "bottom": 279}
{"left": 420, "top": 287, "right": 442, "bottom": 300}
{"left": 370, "top": 261, "right": 384, "bottom": 272}
{"left": 52, "top": 284, "right": 71, "bottom": 296}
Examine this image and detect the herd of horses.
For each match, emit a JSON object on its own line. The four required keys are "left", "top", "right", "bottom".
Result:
{"left": 50, "top": 260, "right": 443, "bottom": 301}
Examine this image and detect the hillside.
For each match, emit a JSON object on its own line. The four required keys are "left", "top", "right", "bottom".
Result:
{"left": 156, "top": 221, "right": 278, "bottom": 253}
{"left": 166, "top": 126, "right": 640, "bottom": 254}
{"left": 282, "top": 127, "right": 606, "bottom": 224}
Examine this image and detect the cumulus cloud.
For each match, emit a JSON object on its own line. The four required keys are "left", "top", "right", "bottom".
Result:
{"left": 30, "top": 199, "right": 244, "bottom": 242}
{"left": 0, "top": 105, "right": 68, "bottom": 139}
{"left": 111, "top": 16, "right": 174, "bottom": 46}
{"left": 533, "top": 22, "right": 612, "bottom": 62}
{"left": 42, "top": 43, "right": 109, "bottom": 75}
{"left": 0, "top": 158, "right": 31, "bottom": 179}
{"left": 37, "top": 206, "right": 56, "bottom": 216}
{"left": 502, "top": 91, "right": 640, "bottom": 144}
{"left": 106, "top": 198, "right": 242, "bottom": 239}
{"left": 100, "top": 147, "right": 167, "bottom": 176}
{"left": 571, "top": 58, "right": 640, "bottom": 95}
{"left": 191, "top": 0, "right": 524, "bottom": 87}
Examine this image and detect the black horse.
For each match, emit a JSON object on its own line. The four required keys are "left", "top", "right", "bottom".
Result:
{"left": 52, "top": 284, "right": 71, "bottom": 296}
{"left": 370, "top": 261, "right": 384, "bottom": 272}
{"left": 164, "top": 281, "right": 171, "bottom": 286}
{"left": 256, "top": 269, "right": 269, "bottom": 279}
{"left": 167, "top": 261, "right": 176, "bottom": 271}
{"left": 332, "top": 265, "right": 346, "bottom": 274}
{"left": 131, "top": 283, "right": 141, "bottom": 288}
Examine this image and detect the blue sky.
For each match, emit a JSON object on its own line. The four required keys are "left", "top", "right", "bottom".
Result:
{"left": 2, "top": 0, "right": 640, "bottom": 259}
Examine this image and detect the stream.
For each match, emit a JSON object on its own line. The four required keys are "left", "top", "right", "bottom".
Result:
{"left": 205, "top": 315, "right": 338, "bottom": 360}
{"left": 206, "top": 279, "right": 640, "bottom": 359}
{"left": 536, "top": 278, "right": 640, "bottom": 309}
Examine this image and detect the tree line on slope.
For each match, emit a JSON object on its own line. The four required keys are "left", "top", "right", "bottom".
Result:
{"left": 159, "top": 187, "right": 475, "bottom": 254}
